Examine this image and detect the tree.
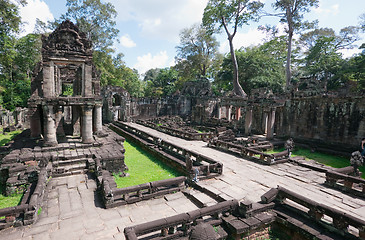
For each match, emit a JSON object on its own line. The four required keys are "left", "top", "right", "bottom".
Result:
{"left": 93, "top": 51, "right": 143, "bottom": 97}
{"left": 272, "top": 0, "right": 319, "bottom": 88}
{"left": 216, "top": 36, "right": 286, "bottom": 94}
{"left": 143, "top": 68, "right": 178, "bottom": 97}
{"left": 175, "top": 24, "right": 220, "bottom": 81}
{"left": 303, "top": 36, "right": 344, "bottom": 90}
{"left": 203, "top": 0, "right": 263, "bottom": 97}
{"left": 58, "top": 0, "right": 119, "bottom": 51}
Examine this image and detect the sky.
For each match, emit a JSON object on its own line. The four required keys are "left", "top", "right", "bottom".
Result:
{"left": 15, "top": 0, "right": 365, "bottom": 76}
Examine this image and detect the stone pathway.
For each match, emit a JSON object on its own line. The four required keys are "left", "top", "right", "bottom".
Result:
{"left": 1, "top": 122, "right": 365, "bottom": 239}
{"left": 0, "top": 174, "right": 198, "bottom": 240}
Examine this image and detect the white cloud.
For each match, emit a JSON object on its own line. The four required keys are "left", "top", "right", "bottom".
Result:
{"left": 120, "top": 34, "right": 136, "bottom": 48}
{"left": 133, "top": 51, "right": 171, "bottom": 75}
{"left": 313, "top": 1, "right": 339, "bottom": 16}
{"left": 339, "top": 48, "right": 362, "bottom": 59}
{"left": 17, "top": 0, "right": 54, "bottom": 36}
{"left": 109, "top": 0, "right": 209, "bottom": 42}
{"left": 219, "top": 28, "right": 267, "bottom": 53}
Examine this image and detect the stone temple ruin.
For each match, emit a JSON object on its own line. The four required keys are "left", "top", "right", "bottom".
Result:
{"left": 1, "top": 20, "right": 365, "bottom": 240}
{"left": 28, "top": 20, "right": 103, "bottom": 146}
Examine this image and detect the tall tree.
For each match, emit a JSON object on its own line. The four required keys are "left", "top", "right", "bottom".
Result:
{"left": 203, "top": 0, "right": 263, "bottom": 97}
{"left": 273, "top": 0, "right": 319, "bottom": 88}
{"left": 216, "top": 36, "right": 287, "bottom": 94}
{"left": 59, "top": 0, "right": 119, "bottom": 51}
{"left": 175, "top": 24, "right": 220, "bottom": 81}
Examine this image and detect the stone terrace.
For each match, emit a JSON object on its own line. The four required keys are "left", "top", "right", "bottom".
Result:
{"left": 0, "top": 122, "right": 364, "bottom": 239}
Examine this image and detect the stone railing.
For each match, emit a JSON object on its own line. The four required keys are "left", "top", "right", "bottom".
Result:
{"left": 136, "top": 119, "right": 216, "bottom": 141}
{"left": 0, "top": 167, "right": 49, "bottom": 229}
{"left": 325, "top": 166, "right": 365, "bottom": 198}
{"left": 263, "top": 186, "right": 365, "bottom": 240}
{"left": 208, "top": 139, "right": 289, "bottom": 165}
{"left": 110, "top": 122, "right": 223, "bottom": 180}
{"left": 95, "top": 156, "right": 186, "bottom": 208}
{"left": 124, "top": 200, "right": 239, "bottom": 240}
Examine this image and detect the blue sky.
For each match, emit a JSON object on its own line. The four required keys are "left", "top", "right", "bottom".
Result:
{"left": 16, "top": 0, "right": 365, "bottom": 76}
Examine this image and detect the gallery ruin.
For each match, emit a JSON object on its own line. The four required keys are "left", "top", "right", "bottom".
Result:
{"left": 0, "top": 20, "right": 364, "bottom": 240}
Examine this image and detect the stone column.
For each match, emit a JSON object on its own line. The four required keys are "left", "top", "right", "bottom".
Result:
{"left": 266, "top": 108, "right": 276, "bottom": 140}
{"left": 217, "top": 106, "right": 222, "bottom": 119}
{"left": 236, "top": 107, "right": 241, "bottom": 120}
{"left": 43, "top": 105, "right": 58, "bottom": 146}
{"left": 82, "top": 105, "right": 94, "bottom": 143}
{"left": 55, "top": 105, "right": 65, "bottom": 137}
{"left": 245, "top": 107, "right": 253, "bottom": 135}
{"left": 42, "top": 62, "right": 54, "bottom": 98}
{"left": 72, "top": 106, "right": 81, "bottom": 135}
{"left": 226, "top": 106, "right": 232, "bottom": 121}
{"left": 29, "top": 106, "right": 42, "bottom": 138}
{"left": 93, "top": 104, "right": 103, "bottom": 134}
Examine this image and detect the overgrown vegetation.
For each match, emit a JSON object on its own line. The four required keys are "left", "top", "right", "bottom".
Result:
{"left": 0, "top": 183, "right": 23, "bottom": 210}
{"left": 0, "top": 130, "right": 21, "bottom": 146}
{"left": 267, "top": 147, "right": 365, "bottom": 178}
{"left": 113, "top": 140, "right": 181, "bottom": 188}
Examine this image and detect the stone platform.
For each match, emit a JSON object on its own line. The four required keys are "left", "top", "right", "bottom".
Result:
{"left": 0, "top": 122, "right": 364, "bottom": 239}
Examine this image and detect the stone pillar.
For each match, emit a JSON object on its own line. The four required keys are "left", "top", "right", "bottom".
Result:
{"left": 55, "top": 106, "right": 65, "bottom": 137}
{"left": 83, "top": 63, "right": 92, "bottom": 97}
{"left": 266, "top": 108, "right": 276, "bottom": 140}
{"left": 217, "top": 106, "right": 222, "bottom": 119}
{"left": 93, "top": 104, "right": 103, "bottom": 134}
{"left": 245, "top": 108, "right": 253, "bottom": 136}
{"left": 43, "top": 105, "right": 58, "bottom": 146}
{"left": 236, "top": 107, "right": 241, "bottom": 120}
{"left": 226, "top": 106, "right": 231, "bottom": 121}
{"left": 82, "top": 105, "right": 94, "bottom": 143}
{"left": 72, "top": 106, "right": 81, "bottom": 135}
{"left": 43, "top": 62, "right": 54, "bottom": 98}
{"left": 29, "top": 106, "right": 42, "bottom": 138}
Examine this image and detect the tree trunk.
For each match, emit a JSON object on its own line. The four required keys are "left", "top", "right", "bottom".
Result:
{"left": 286, "top": 30, "right": 293, "bottom": 89}
{"left": 229, "top": 37, "right": 246, "bottom": 97}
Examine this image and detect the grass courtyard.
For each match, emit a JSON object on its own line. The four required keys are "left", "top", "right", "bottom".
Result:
{"left": 114, "top": 139, "right": 181, "bottom": 188}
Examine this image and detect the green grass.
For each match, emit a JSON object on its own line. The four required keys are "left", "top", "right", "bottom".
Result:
{"left": 0, "top": 130, "right": 21, "bottom": 146}
{"left": 0, "top": 184, "right": 23, "bottom": 210}
{"left": 114, "top": 140, "right": 181, "bottom": 188}
{"left": 267, "top": 147, "right": 365, "bottom": 178}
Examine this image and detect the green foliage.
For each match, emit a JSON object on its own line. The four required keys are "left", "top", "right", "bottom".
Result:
{"left": 0, "top": 0, "right": 22, "bottom": 36}
{"left": 0, "top": 130, "right": 21, "bottom": 146}
{"left": 93, "top": 51, "right": 143, "bottom": 97}
{"left": 113, "top": 140, "right": 180, "bottom": 188}
{"left": 143, "top": 67, "right": 178, "bottom": 97}
{"left": 203, "top": 0, "right": 264, "bottom": 96}
{"left": 175, "top": 24, "right": 221, "bottom": 81}
{"left": 216, "top": 37, "right": 286, "bottom": 94}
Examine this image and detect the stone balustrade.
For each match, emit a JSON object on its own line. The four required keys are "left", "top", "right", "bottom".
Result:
{"left": 110, "top": 122, "right": 223, "bottom": 179}
{"left": 208, "top": 139, "right": 289, "bottom": 165}
{"left": 263, "top": 186, "right": 365, "bottom": 240}
{"left": 96, "top": 163, "right": 187, "bottom": 208}
{"left": 325, "top": 167, "right": 365, "bottom": 198}
{"left": 136, "top": 119, "right": 216, "bottom": 141}
{"left": 124, "top": 199, "right": 239, "bottom": 240}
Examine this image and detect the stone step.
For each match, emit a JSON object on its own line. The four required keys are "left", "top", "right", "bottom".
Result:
{"left": 52, "top": 158, "right": 89, "bottom": 166}
{"left": 52, "top": 162, "right": 87, "bottom": 177}
{"left": 52, "top": 169, "right": 87, "bottom": 177}
{"left": 183, "top": 188, "right": 218, "bottom": 208}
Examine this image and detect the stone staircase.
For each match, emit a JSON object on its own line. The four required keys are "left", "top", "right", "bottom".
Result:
{"left": 183, "top": 187, "right": 219, "bottom": 208}
{"left": 52, "top": 155, "right": 93, "bottom": 177}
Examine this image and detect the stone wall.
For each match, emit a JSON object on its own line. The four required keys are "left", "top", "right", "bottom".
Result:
{"left": 274, "top": 96, "right": 365, "bottom": 150}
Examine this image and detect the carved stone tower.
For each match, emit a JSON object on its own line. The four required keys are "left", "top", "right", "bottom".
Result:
{"left": 28, "top": 20, "right": 103, "bottom": 146}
